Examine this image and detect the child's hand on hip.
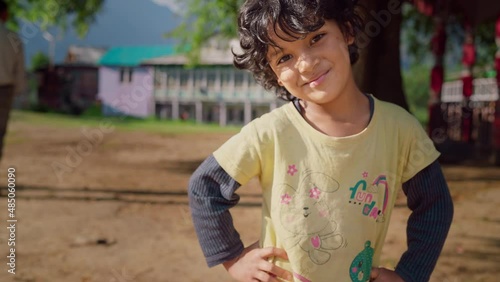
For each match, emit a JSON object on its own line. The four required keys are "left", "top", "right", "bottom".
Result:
{"left": 370, "top": 267, "right": 405, "bottom": 282}
{"left": 222, "top": 241, "right": 293, "bottom": 282}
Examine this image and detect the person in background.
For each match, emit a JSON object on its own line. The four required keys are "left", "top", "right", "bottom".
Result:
{"left": 0, "top": 0, "right": 25, "bottom": 161}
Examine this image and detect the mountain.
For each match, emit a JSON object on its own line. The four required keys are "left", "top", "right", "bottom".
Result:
{"left": 20, "top": 0, "right": 182, "bottom": 68}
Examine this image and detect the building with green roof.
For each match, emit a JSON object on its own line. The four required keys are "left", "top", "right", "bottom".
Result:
{"left": 98, "top": 46, "right": 177, "bottom": 118}
{"left": 98, "top": 42, "right": 280, "bottom": 125}
{"left": 99, "top": 46, "right": 177, "bottom": 67}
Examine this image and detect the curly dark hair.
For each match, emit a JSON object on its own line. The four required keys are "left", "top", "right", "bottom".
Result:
{"left": 233, "top": 0, "right": 363, "bottom": 101}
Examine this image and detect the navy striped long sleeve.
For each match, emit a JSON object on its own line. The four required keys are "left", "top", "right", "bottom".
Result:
{"left": 395, "top": 160, "right": 454, "bottom": 282}
{"left": 188, "top": 155, "right": 243, "bottom": 267}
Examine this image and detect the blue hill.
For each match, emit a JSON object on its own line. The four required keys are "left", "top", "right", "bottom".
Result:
{"left": 20, "top": 0, "right": 182, "bottom": 67}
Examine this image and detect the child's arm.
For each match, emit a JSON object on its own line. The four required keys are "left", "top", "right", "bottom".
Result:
{"left": 188, "top": 155, "right": 293, "bottom": 281}
{"left": 188, "top": 155, "right": 244, "bottom": 267}
{"left": 394, "top": 160, "right": 454, "bottom": 282}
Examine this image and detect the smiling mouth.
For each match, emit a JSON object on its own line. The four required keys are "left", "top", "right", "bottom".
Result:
{"left": 303, "top": 212, "right": 310, "bottom": 218}
{"left": 305, "top": 70, "right": 329, "bottom": 87}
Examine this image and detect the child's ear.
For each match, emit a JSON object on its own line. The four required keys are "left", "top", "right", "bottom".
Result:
{"left": 344, "top": 23, "right": 355, "bottom": 45}
{"left": 277, "top": 79, "right": 284, "bottom": 86}
{"left": 346, "top": 35, "right": 355, "bottom": 45}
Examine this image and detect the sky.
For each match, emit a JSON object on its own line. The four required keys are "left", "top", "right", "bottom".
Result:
{"left": 20, "top": 0, "right": 184, "bottom": 67}
{"left": 151, "top": 0, "right": 186, "bottom": 16}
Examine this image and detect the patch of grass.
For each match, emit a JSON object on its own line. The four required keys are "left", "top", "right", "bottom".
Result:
{"left": 10, "top": 110, "right": 241, "bottom": 135}
{"left": 4, "top": 131, "right": 25, "bottom": 145}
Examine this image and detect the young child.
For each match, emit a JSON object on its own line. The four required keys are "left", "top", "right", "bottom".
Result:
{"left": 188, "top": 0, "right": 454, "bottom": 281}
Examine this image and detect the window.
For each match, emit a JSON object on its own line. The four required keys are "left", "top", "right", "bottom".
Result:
{"left": 154, "top": 68, "right": 167, "bottom": 88}
{"left": 180, "top": 70, "right": 189, "bottom": 88}
{"left": 194, "top": 69, "right": 208, "bottom": 96}
{"left": 207, "top": 69, "right": 217, "bottom": 90}
{"left": 234, "top": 71, "right": 244, "bottom": 88}
{"left": 221, "top": 69, "right": 232, "bottom": 89}
{"left": 168, "top": 68, "right": 179, "bottom": 89}
{"left": 119, "top": 67, "right": 133, "bottom": 83}
{"left": 194, "top": 69, "right": 205, "bottom": 87}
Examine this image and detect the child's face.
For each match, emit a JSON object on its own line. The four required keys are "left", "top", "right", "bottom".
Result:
{"left": 266, "top": 20, "right": 355, "bottom": 105}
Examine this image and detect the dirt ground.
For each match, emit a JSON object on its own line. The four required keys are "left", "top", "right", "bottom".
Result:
{"left": 0, "top": 113, "right": 499, "bottom": 282}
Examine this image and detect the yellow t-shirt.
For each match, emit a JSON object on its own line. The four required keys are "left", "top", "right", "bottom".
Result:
{"left": 214, "top": 96, "right": 440, "bottom": 282}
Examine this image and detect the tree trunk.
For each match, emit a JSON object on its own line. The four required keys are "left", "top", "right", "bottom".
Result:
{"left": 354, "top": 0, "right": 409, "bottom": 111}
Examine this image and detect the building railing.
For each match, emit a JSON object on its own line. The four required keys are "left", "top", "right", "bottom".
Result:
{"left": 153, "top": 66, "right": 275, "bottom": 102}
{"left": 441, "top": 78, "right": 499, "bottom": 103}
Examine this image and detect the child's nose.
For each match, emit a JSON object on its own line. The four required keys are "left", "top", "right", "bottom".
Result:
{"left": 296, "top": 53, "right": 318, "bottom": 73}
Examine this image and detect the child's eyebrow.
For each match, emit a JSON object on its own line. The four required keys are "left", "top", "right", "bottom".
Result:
{"left": 268, "top": 46, "right": 283, "bottom": 60}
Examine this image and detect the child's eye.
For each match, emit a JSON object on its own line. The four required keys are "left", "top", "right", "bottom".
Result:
{"left": 278, "top": 54, "right": 292, "bottom": 64}
{"left": 311, "top": 33, "right": 325, "bottom": 44}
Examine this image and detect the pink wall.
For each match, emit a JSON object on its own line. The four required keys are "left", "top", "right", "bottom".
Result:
{"left": 98, "top": 66, "right": 154, "bottom": 118}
